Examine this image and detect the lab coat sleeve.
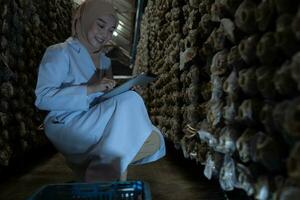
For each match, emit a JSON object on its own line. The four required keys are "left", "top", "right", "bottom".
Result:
{"left": 35, "top": 45, "right": 90, "bottom": 111}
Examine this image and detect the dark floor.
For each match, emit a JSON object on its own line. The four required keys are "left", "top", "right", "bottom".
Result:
{"left": 0, "top": 144, "right": 230, "bottom": 200}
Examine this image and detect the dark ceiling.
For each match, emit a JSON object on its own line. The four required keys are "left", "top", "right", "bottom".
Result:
{"left": 112, "top": 0, "right": 135, "bottom": 57}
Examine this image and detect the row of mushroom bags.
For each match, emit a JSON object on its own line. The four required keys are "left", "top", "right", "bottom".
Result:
{"left": 133, "top": 0, "right": 300, "bottom": 199}
{"left": 0, "top": 0, "right": 74, "bottom": 170}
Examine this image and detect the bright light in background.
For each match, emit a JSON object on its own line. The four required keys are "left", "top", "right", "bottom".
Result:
{"left": 73, "top": 0, "right": 85, "bottom": 4}
{"left": 114, "top": 21, "right": 124, "bottom": 37}
{"left": 117, "top": 24, "right": 122, "bottom": 31}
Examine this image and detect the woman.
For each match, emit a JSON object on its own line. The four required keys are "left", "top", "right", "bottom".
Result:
{"left": 35, "top": 0, "right": 165, "bottom": 182}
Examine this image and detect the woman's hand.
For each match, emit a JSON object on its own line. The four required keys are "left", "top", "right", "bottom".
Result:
{"left": 87, "top": 77, "right": 116, "bottom": 94}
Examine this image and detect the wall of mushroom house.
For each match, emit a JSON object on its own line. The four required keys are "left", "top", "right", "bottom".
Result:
{"left": 0, "top": 0, "right": 74, "bottom": 174}
{"left": 133, "top": 0, "right": 300, "bottom": 199}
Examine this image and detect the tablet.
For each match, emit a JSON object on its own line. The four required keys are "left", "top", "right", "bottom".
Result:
{"left": 90, "top": 73, "right": 156, "bottom": 106}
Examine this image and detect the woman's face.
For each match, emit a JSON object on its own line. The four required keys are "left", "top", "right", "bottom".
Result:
{"left": 87, "top": 15, "right": 116, "bottom": 50}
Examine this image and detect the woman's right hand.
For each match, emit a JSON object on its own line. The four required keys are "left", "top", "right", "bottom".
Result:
{"left": 87, "top": 77, "right": 116, "bottom": 94}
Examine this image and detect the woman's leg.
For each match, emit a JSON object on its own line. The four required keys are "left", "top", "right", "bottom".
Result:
{"left": 132, "top": 130, "right": 161, "bottom": 162}
{"left": 85, "top": 91, "right": 154, "bottom": 182}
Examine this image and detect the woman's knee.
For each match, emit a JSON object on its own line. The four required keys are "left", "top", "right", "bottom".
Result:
{"left": 117, "top": 90, "right": 145, "bottom": 105}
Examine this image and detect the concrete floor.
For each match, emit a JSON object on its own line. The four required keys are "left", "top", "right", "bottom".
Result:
{"left": 0, "top": 145, "right": 229, "bottom": 200}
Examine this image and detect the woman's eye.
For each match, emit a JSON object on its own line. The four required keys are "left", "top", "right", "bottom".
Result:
{"left": 97, "top": 24, "right": 104, "bottom": 29}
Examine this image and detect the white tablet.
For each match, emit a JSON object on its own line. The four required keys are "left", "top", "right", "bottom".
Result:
{"left": 90, "top": 73, "right": 156, "bottom": 106}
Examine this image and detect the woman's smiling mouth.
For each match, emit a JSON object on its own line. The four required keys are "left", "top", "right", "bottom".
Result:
{"left": 95, "top": 37, "right": 104, "bottom": 44}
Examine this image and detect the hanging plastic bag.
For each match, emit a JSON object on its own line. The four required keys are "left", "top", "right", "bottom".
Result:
{"left": 204, "top": 151, "right": 224, "bottom": 180}
{"left": 197, "top": 129, "right": 218, "bottom": 148}
{"left": 235, "top": 163, "right": 255, "bottom": 196}
{"left": 219, "top": 154, "right": 237, "bottom": 191}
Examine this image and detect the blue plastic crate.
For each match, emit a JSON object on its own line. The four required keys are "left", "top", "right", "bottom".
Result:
{"left": 27, "top": 181, "right": 151, "bottom": 200}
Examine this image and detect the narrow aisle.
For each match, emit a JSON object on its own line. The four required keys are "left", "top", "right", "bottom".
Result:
{"left": 128, "top": 144, "right": 226, "bottom": 200}
{"left": 0, "top": 154, "right": 75, "bottom": 200}
{"left": 0, "top": 144, "right": 227, "bottom": 200}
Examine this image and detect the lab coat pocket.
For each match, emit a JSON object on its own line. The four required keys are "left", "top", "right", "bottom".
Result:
{"left": 44, "top": 116, "right": 72, "bottom": 153}
{"left": 45, "top": 115, "right": 94, "bottom": 155}
{"left": 51, "top": 116, "right": 65, "bottom": 124}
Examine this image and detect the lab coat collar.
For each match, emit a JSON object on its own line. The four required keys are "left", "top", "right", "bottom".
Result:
{"left": 66, "top": 37, "right": 105, "bottom": 57}
{"left": 66, "top": 37, "right": 82, "bottom": 53}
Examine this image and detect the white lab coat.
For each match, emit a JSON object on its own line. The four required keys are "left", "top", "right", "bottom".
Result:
{"left": 35, "top": 37, "right": 165, "bottom": 181}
